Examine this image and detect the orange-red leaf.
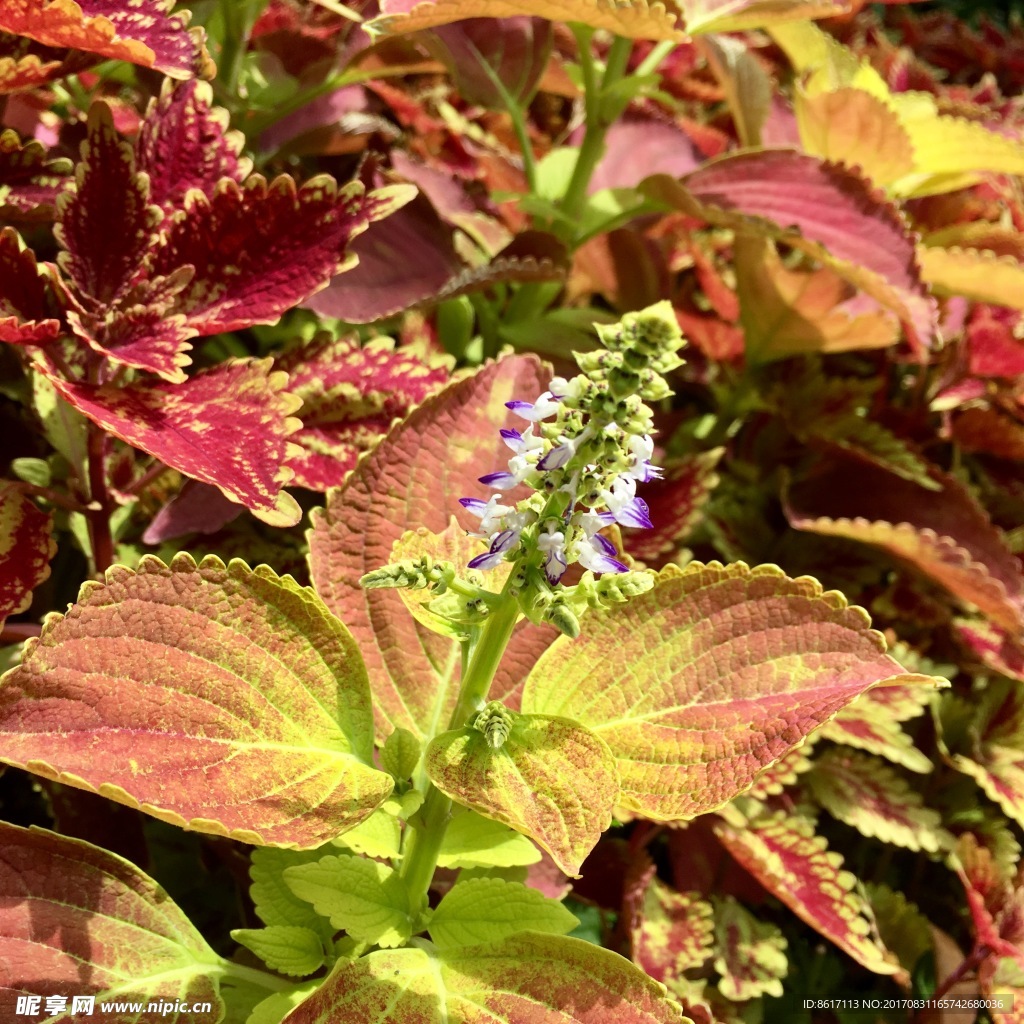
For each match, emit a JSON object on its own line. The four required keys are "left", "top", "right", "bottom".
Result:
{"left": 0, "top": 554, "right": 393, "bottom": 847}
{"left": 0, "top": 483, "right": 53, "bottom": 628}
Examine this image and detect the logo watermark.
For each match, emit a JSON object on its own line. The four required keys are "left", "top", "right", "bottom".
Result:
{"left": 15, "top": 995, "right": 214, "bottom": 1017}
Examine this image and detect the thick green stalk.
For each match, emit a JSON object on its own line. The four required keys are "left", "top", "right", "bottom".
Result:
{"left": 399, "top": 593, "right": 521, "bottom": 915}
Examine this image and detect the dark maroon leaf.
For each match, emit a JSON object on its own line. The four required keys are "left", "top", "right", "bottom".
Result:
{"left": 0, "top": 226, "right": 62, "bottom": 345}
{"left": 0, "top": 128, "right": 71, "bottom": 219}
{"left": 135, "top": 79, "right": 252, "bottom": 210}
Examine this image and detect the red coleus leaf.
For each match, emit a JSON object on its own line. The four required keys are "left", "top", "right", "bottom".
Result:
{"left": 643, "top": 150, "right": 937, "bottom": 351}
{"left": 0, "top": 822, "right": 222, "bottom": 1018}
{"left": 41, "top": 357, "right": 304, "bottom": 527}
{"left": 55, "top": 102, "right": 163, "bottom": 309}
{"left": 308, "top": 354, "right": 551, "bottom": 741}
{"left": 0, "top": 555, "right": 393, "bottom": 847}
{"left": 631, "top": 878, "right": 714, "bottom": 985}
{"left": 715, "top": 813, "right": 904, "bottom": 978}
{"left": 150, "top": 174, "right": 412, "bottom": 335}
{"left": 0, "top": 226, "right": 62, "bottom": 344}
{"left": 956, "top": 834, "right": 1024, "bottom": 964}
{"left": 713, "top": 897, "right": 788, "bottom": 1001}
{"left": 0, "top": 0, "right": 213, "bottom": 81}
{"left": 276, "top": 334, "right": 452, "bottom": 492}
{"left": 0, "top": 36, "right": 70, "bottom": 93}
{"left": 0, "top": 483, "right": 54, "bottom": 628}
{"left": 0, "top": 128, "right": 71, "bottom": 219}
{"left": 135, "top": 79, "right": 252, "bottom": 210}
{"left": 786, "top": 454, "right": 1024, "bottom": 632}
{"left": 955, "top": 618, "right": 1024, "bottom": 684}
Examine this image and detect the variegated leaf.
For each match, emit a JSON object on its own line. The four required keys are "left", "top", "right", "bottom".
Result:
{"left": 276, "top": 334, "right": 452, "bottom": 492}
{"left": 135, "top": 79, "right": 252, "bottom": 210}
{"left": 0, "top": 554, "right": 393, "bottom": 848}
{"left": 0, "top": 482, "right": 54, "bottom": 628}
{"left": 712, "top": 897, "right": 787, "bottom": 1001}
{"left": 308, "top": 354, "right": 551, "bottom": 741}
{"left": 631, "top": 878, "right": 714, "bottom": 986}
{"left": 0, "top": 822, "right": 222, "bottom": 1020}
{"left": 0, "top": 128, "right": 71, "bottom": 218}
{"left": 786, "top": 455, "right": 1024, "bottom": 633}
{"left": 522, "top": 562, "right": 934, "bottom": 821}
{"left": 0, "top": 0, "right": 212, "bottom": 80}
{"left": 283, "top": 933, "right": 686, "bottom": 1024}
{"left": 715, "top": 813, "right": 903, "bottom": 978}
{"left": 425, "top": 712, "right": 619, "bottom": 876}
{"left": 0, "top": 226, "right": 62, "bottom": 344}
{"left": 807, "top": 749, "right": 952, "bottom": 853}
{"left": 41, "top": 357, "right": 303, "bottom": 527}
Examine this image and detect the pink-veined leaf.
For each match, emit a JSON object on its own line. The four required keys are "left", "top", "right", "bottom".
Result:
{"left": 815, "top": 681, "right": 933, "bottom": 773}
{"left": 807, "top": 748, "right": 952, "bottom": 853}
{"left": 0, "top": 226, "right": 62, "bottom": 344}
{"left": 149, "top": 175, "right": 412, "bottom": 335}
{"left": 40, "top": 356, "right": 303, "bottom": 527}
{"left": 715, "top": 813, "right": 904, "bottom": 978}
{"left": 785, "top": 455, "right": 1024, "bottom": 632}
{"left": 283, "top": 933, "right": 687, "bottom": 1024}
{"left": 642, "top": 150, "right": 936, "bottom": 352}
{"left": 275, "top": 334, "right": 452, "bottom": 492}
{"left": 425, "top": 711, "right": 619, "bottom": 876}
{"left": 141, "top": 480, "right": 243, "bottom": 545}
{"left": 625, "top": 448, "right": 722, "bottom": 567}
{"left": 0, "top": 0, "right": 213, "bottom": 81}
{"left": 55, "top": 102, "right": 163, "bottom": 309}
{"left": 747, "top": 746, "right": 812, "bottom": 800}
{"left": 308, "top": 354, "right": 551, "bottom": 741}
{"left": 955, "top": 618, "right": 1024, "bottom": 684}
{"left": 0, "top": 128, "right": 71, "bottom": 218}
{"left": 942, "top": 679, "right": 1024, "bottom": 832}
{"left": 0, "top": 821, "right": 222, "bottom": 1019}
{"left": 0, "top": 553, "right": 393, "bottom": 847}
{"left": 521, "top": 562, "right": 934, "bottom": 821}
{"left": 135, "top": 78, "right": 252, "bottom": 210}
{"left": 712, "top": 896, "right": 788, "bottom": 1001}
{"left": 631, "top": 878, "right": 714, "bottom": 986}
{"left": 0, "top": 483, "right": 53, "bottom": 628}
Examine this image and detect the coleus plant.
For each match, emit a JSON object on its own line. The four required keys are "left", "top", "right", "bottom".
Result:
{"left": 2, "top": 0, "right": 1024, "bottom": 1022}
{"left": 0, "top": 301, "right": 936, "bottom": 1022}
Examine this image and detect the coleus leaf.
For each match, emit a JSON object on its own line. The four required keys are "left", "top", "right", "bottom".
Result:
{"left": 150, "top": 175, "right": 412, "bottom": 336}
{"left": 425, "top": 710, "right": 619, "bottom": 876}
{"left": 785, "top": 455, "right": 1024, "bottom": 632}
{"left": 275, "top": 334, "right": 452, "bottom": 492}
{"left": 0, "top": 129, "right": 72, "bottom": 219}
{"left": 807, "top": 748, "right": 952, "bottom": 853}
{"left": 955, "top": 618, "right": 1024, "bottom": 685}
{"left": 308, "top": 354, "right": 551, "bottom": 741}
{"left": 714, "top": 813, "right": 903, "bottom": 978}
{"left": 0, "top": 553, "right": 393, "bottom": 847}
{"left": 428, "top": 877, "right": 578, "bottom": 950}
{"left": 631, "top": 879, "right": 714, "bottom": 986}
{"left": 642, "top": 151, "right": 936, "bottom": 352}
{"left": 0, "top": 482, "right": 54, "bottom": 627}
{"left": 0, "top": 0, "right": 213, "bottom": 81}
{"left": 285, "top": 854, "right": 412, "bottom": 948}
{"left": 735, "top": 234, "right": 900, "bottom": 362}
{"left": 135, "top": 78, "right": 252, "bottom": 211}
{"left": 521, "top": 562, "right": 932, "bottom": 821}
{"left": 437, "top": 810, "right": 541, "bottom": 869}
{"left": 283, "top": 933, "right": 687, "bottom": 1024}
{"left": 815, "top": 681, "right": 933, "bottom": 774}
{"left": 0, "top": 36, "right": 72, "bottom": 94}
{"left": 918, "top": 245, "right": 1024, "bottom": 311}
{"left": 250, "top": 848, "right": 339, "bottom": 934}
{"left": 941, "top": 678, "right": 1024, "bottom": 832}
{"left": 0, "top": 821, "right": 222, "bottom": 1019}
{"left": 331, "top": 809, "right": 402, "bottom": 861}
{"left": 746, "top": 746, "right": 812, "bottom": 799}
{"left": 712, "top": 896, "right": 787, "bottom": 1001}
{"left": 41, "top": 356, "right": 303, "bottom": 527}
{"left": 231, "top": 926, "right": 325, "bottom": 979}
{"left": 0, "top": 227, "right": 62, "bottom": 344}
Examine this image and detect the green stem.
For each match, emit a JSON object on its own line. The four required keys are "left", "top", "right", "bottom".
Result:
{"left": 217, "top": 960, "right": 293, "bottom": 993}
{"left": 634, "top": 39, "right": 676, "bottom": 78}
{"left": 469, "top": 292, "right": 502, "bottom": 361}
{"left": 399, "top": 594, "right": 521, "bottom": 914}
{"left": 559, "top": 32, "right": 633, "bottom": 236}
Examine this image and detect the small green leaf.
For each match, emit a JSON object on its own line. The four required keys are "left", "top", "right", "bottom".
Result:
{"left": 250, "top": 848, "right": 334, "bottom": 934}
{"left": 9, "top": 457, "right": 50, "bottom": 487}
{"left": 429, "top": 878, "right": 579, "bottom": 950}
{"left": 247, "top": 982, "right": 319, "bottom": 1024}
{"left": 284, "top": 853, "right": 412, "bottom": 948}
{"left": 331, "top": 810, "right": 402, "bottom": 860}
{"left": 382, "top": 727, "right": 422, "bottom": 782}
{"left": 231, "top": 926, "right": 325, "bottom": 978}
{"left": 437, "top": 810, "right": 541, "bottom": 869}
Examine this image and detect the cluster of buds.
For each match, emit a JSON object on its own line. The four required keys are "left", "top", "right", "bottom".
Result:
{"left": 458, "top": 301, "right": 684, "bottom": 625}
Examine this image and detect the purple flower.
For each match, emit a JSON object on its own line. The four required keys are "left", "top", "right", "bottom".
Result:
{"left": 576, "top": 532, "right": 628, "bottom": 575}
{"left": 506, "top": 391, "right": 561, "bottom": 422}
{"left": 625, "top": 434, "right": 662, "bottom": 483}
{"left": 599, "top": 476, "right": 653, "bottom": 529}
{"left": 468, "top": 528, "right": 522, "bottom": 570}
{"left": 537, "top": 525, "right": 568, "bottom": 584}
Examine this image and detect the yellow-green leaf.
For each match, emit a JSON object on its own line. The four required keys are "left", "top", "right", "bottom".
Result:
{"left": 437, "top": 809, "right": 542, "bottom": 869}
{"left": 918, "top": 245, "right": 1024, "bottom": 311}
{"left": 231, "top": 926, "right": 326, "bottom": 978}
